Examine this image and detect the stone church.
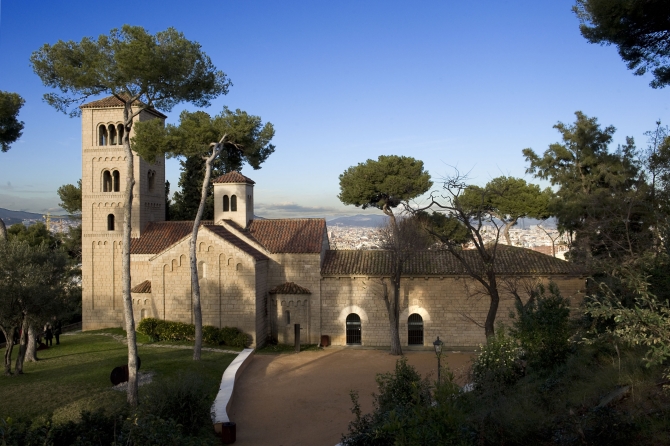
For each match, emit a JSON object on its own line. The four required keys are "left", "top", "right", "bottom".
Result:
{"left": 81, "top": 96, "right": 585, "bottom": 348}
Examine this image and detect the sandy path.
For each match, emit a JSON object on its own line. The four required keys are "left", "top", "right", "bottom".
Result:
{"left": 228, "top": 347, "right": 474, "bottom": 446}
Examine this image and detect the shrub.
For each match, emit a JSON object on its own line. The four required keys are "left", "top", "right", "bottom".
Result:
{"left": 471, "top": 326, "right": 523, "bottom": 390}
{"left": 137, "top": 318, "right": 248, "bottom": 347}
{"left": 511, "top": 282, "right": 572, "bottom": 371}
{"left": 141, "top": 371, "right": 214, "bottom": 436}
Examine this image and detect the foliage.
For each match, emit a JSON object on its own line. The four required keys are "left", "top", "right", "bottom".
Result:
{"left": 0, "top": 91, "right": 25, "bottom": 153}
{"left": 341, "top": 357, "right": 469, "bottom": 446}
{"left": 141, "top": 371, "right": 214, "bottom": 436}
{"left": 30, "top": 25, "right": 230, "bottom": 116}
{"left": 510, "top": 283, "right": 572, "bottom": 371}
{"left": 137, "top": 318, "right": 249, "bottom": 348}
{"left": 56, "top": 180, "right": 82, "bottom": 216}
{"left": 338, "top": 155, "right": 432, "bottom": 214}
{"left": 6, "top": 222, "right": 58, "bottom": 249}
{"left": 574, "top": 0, "right": 670, "bottom": 88}
{"left": 523, "top": 111, "right": 649, "bottom": 264}
{"left": 134, "top": 108, "right": 275, "bottom": 221}
{"left": 471, "top": 326, "right": 523, "bottom": 390}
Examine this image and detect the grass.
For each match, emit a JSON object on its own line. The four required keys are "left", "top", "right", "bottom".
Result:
{"left": 0, "top": 331, "right": 236, "bottom": 423}
{"left": 255, "top": 343, "right": 321, "bottom": 354}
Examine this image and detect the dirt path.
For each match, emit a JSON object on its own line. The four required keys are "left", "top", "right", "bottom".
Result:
{"left": 228, "top": 347, "right": 474, "bottom": 446}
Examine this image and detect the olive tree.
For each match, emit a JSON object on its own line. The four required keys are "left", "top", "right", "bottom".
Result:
{"left": 30, "top": 25, "right": 230, "bottom": 405}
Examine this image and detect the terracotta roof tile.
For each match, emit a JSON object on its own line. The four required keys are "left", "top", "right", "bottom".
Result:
{"left": 130, "top": 280, "right": 152, "bottom": 293}
{"left": 131, "top": 221, "right": 195, "bottom": 254}
{"left": 80, "top": 95, "right": 167, "bottom": 118}
{"left": 130, "top": 221, "right": 269, "bottom": 261}
{"left": 321, "top": 246, "right": 585, "bottom": 276}
{"left": 269, "top": 282, "right": 312, "bottom": 294}
{"left": 247, "top": 219, "right": 326, "bottom": 253}
{"left": 212, "top": 171, "right": 255, "bottom": 184}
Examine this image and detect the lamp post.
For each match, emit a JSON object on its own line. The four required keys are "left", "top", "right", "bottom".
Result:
{"left": 433, "top": 336, "right": 443, "bottom": 383}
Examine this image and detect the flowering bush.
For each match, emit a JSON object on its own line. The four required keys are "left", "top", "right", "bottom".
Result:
{"left": 471, "top": 326, "right": 523, "bottom": 390}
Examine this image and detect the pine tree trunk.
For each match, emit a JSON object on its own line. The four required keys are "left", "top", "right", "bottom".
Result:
{"left": 389, "top": 278, "right": 403, "bottom": 355}
{"left": 191, "top": 143, "right": 221, "bottom": 361}
{"left": 503, "top": 218, "right": 517, "bottom": 246}
{"left": 25, "top": 325, "right": 38, "bottom": 362}
{"left": 2, "top": 326, "right": 15, "bottom": 375}
{"left": 14, "top": 318, "right": 28, "bottom": 374}
{"left": 121, "top": 101, "right": 139, "bottom": 406}
{"left": 0, "top": 218, "right": 6, "bottom": 241}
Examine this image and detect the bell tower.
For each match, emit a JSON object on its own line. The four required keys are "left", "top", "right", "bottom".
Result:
{"left": 80, "top": 96, "right": 166, "bottom": 329}
{"left": 213, "top": 171, "right": 255, "bottom": 228}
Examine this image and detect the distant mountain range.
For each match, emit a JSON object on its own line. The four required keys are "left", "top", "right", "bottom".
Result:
{"left": 326, "top": 214, "right": 389, "bottom": 228}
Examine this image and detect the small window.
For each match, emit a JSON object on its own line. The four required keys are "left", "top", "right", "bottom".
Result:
{"left": 99, "top": 125, "right": 108, "bottom": 146}
{"left": 113, "top": 170, "right": 120, "bottom": 192}
{"left": 231, "top": 195, "right": 237, "bottom": 212}
{"left": 103, "top": 171, "right": 112, "bottom": 192}
{"left": 148, "top": 170, "right": 155, "bottom": 192}
{"left": 107, "top": 214, "right": 115, "bottom": 231}
{"left": 198, "top": 261, "right": 206, "bottom": 280}
{"left": 117, "top": 124, "right": 124, "bottom": 144}
{"left": 285, "top": 310, "right": 291, "bottom": 325}
{"left": 223, "top": 195, "right": 230, "bottom": 212}
{"left": 109, "top": 125, "right": 117, "bottom": 145}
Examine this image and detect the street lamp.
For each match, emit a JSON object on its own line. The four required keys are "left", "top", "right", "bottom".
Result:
{"left": 433, "top": 336, "right": 444, "bottom": 383}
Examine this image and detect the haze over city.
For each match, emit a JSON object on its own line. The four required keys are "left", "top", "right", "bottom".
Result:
{"left": 0, "top": 1, "right": 668, "bottom": 217}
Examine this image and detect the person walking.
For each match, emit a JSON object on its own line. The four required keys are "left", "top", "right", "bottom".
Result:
{"left": 44, "top": 324, "right": 53, "bottom": 347}
{"left": 54, "top": 318, "right": 62, "bottom": 345}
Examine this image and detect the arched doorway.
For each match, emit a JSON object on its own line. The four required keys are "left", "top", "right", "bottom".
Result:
{"left": 408, "top": 313, "right": 423, "bottom": 345}
{"left": 346, "top": 313, "right": 361, "bottom": 345}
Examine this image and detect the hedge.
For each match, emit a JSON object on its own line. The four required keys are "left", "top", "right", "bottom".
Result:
{"left": 137, "top": 318, "right": 249, "bottom": 348}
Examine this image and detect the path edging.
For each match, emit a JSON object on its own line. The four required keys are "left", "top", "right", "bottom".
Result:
{"left": 212, "top": 348, "right": 255, "bottom": 433}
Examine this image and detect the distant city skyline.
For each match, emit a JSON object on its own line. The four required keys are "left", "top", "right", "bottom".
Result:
{"left": 1, "top": 1, "right": 668, "bottom": 216}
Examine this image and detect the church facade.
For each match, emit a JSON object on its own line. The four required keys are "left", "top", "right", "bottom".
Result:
{"left": 81, "top": 97, "right": 585, "bottom": 349}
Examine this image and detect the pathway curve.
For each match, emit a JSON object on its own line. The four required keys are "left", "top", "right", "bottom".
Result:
{"left": 228, "top": 347, "right": 474, "bottom": 446}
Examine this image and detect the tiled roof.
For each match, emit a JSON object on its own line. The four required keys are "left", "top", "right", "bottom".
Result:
{"left": 269, "top": 282, "right": 312, "bottom": 294}
{"left": 130, "top": 280, "right": 151, "bottom": 293}
{"left": 131, "top": 221, "right": 195, "bottom": 254}
{"left": 321, "top": 246, "right": 585, "bottom": 276}
{"left": 212, "top": 171, "right": 255, "bottom": 184}
{"left": 130, "top": 221, "right": 269, "bottom": 261}
{"left": 80, "top": 95, "right": 167, "bottom": 118}
{"left": 205, "top": 225, "right": 268, "bottom": 261}
{"left": 247, "top": 219, "right": 326, "bottom": 254}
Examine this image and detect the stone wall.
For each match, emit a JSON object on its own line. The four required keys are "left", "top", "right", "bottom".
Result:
{"left": 320, "top": 275, "right": 585, "bottom": 349}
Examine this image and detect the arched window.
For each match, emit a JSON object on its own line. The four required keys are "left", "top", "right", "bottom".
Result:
{"left": 285, "top": 310, "right": 291, "bottom": 325}
{"left": 113, "top": 170, "right": 120, "bottom": 192}
{"left": 346, "top": 313, "right": 361, "bottom": 345}
{"left": 107, "top": 214, "right": 115, "bottom": 231}
{"left": 102, "top": 171, "right": 112, "bottom": 192}
{"left": 99, "top": 125, "right": 108, "bottom": 146}
{"left": 147, "top": 170, "right": 155, "bottom": 192}
{"left": 109, "top": 125, "right": 117, "bottom": 145}
{"left": 140, "top": 309, "right": 147, "bottom": 320}
{"left": 197, "top": 261, "right": 206, "bottom": 280}
{"left": 117, "top": 124, "right": 124, "bottom": 144}
{"left": 223, "top": 195, "right": 230, "bottom": 212}
{"left": 231, "top": 195, "right": 237, "bottom": 212}
{"left": 408, "top": 314, "right": 424, "bottom": 345}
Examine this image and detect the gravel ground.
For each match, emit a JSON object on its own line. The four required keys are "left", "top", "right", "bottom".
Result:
{"left": 228, "top": 347, "right": 474, "bottom": 446}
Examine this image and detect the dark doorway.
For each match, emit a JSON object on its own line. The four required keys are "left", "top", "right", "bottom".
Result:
{"left": 408, "top": 313, "right": 423, "bottom": 345}
{"left": 346, "top": 313, "right": 361, "bottom": 345}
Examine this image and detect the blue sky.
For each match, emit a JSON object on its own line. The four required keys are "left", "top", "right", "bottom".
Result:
{"left": 0, "top": 1, "right": 668, "bottom": 218}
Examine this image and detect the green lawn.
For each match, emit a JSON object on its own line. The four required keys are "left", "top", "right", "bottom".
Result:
{"left": 0, "top": 332, "right": 236, "bottom": 423}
